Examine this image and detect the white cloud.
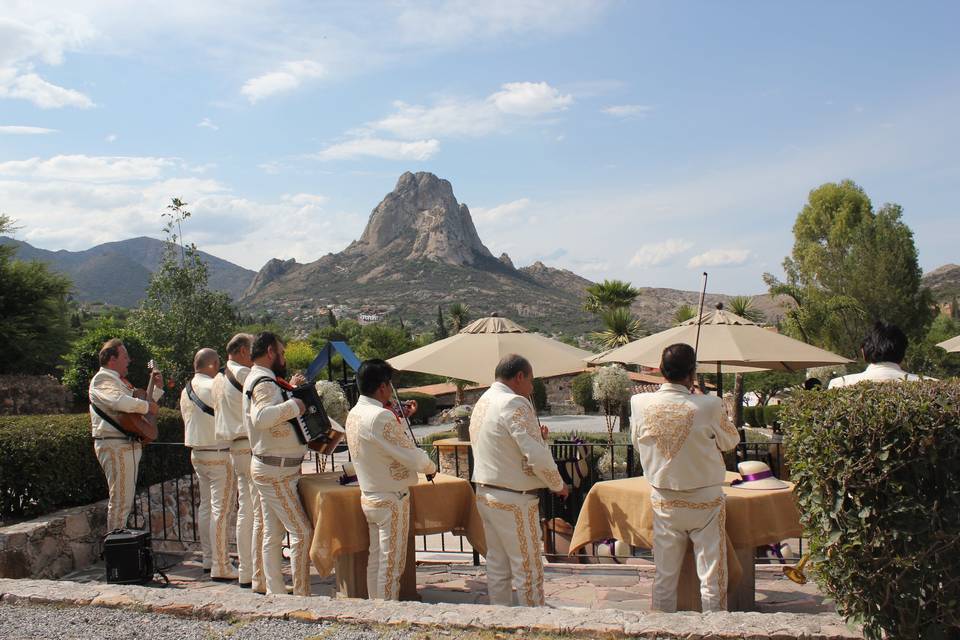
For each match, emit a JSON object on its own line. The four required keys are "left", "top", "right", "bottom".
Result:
{"left": 687, "top": 249, "right": 751, "bottom": 269}
{"left": 105, "top": 133, "right": 117, "bottom": 142}
{"left": 367, "top": 81, "right": 572, "bottom": 141}
{"left": 0, "top": 70, "right": 94, "bottom": 108}
{"left": 0, "top": 125, "right": 58, "bottom": 135}
{"left": 241, "top": 60, "right": 325, "bottom": 103}
{"left": 472, "top": 198, "right": 531, "bottom": 223}
{"left": 629, "top": 239, "right": 693, "bottom": 267}
{"left": 489, "top": 82, "right": 572, "bottom": 115}
{"left": 197, "top": 117, "right": 218, "bottom": 130}
{"left": 0, "top": 155, "right": 174, "bottom": 182}
{"left": 312, "top": 137, "right": 440, "bottom": 161}
{"left": 603, "top": 104, "right": 653, "bottom": 118}
{"left": 395, "top": 0, "right": 609, "bottom": 47}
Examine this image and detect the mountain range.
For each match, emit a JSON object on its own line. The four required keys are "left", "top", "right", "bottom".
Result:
{"left": 4, "top": 171, "right": 955, "bottom": 334}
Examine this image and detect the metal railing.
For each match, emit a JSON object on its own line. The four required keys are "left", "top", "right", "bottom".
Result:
{"left": 129, "top": 433, "right": 801, "bottom": 563}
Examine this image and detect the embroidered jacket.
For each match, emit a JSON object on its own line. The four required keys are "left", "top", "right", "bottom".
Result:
{"left": 88, "top": 367, "right": 163, "bottom": 438}
{"left": 469, "top": 381, "right": 564, "bottom": 493}
{"left": 631, "top": 383, "right": 740, "bottom": 491}
{"left": 181, "top": 373, "right": 226, "bottom": 449}
{"left": 345, "top": 395, "right": 436, "bottom": 493}
{"left": 212, "top": 360, "right": 251, "bottom": 442}
{"left": 827, "top": 362, "right": 926, "bottom": 388}
{"left": 242, "top": 364, "right": 305, "bottom": 458}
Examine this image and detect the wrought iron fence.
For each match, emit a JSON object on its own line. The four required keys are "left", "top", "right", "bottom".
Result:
{"left": 129, "top": 433, "right": 802, "bottom": 563}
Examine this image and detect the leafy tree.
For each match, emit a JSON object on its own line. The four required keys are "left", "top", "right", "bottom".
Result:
{"left": 434, "top": 305, "right": 448, "bottom": 340}
{"left": 448, "top": 302, "right": 470, "bottom": 333}
{"left": 571, "top": 371, "right": 598, "bottom": 412}
{"left": 284, "top": 340, "right": 315, "bottom": 375}
{"left": 903, "top": 314, "right": 960, "bottom": 379}
{"left": 584, "top": 279, "right": 641, "bottom": 314}
{"left": 765, "top": 181, "right": 935, "bottom": 357}
{"left": 0, "top": 214, "right": 73, "bottom": 375}
{"left": 129, "top": 198, "right": 238, "bottom": 390}
{"left": 356, "top": 324, "right": 414, "bottom": 361}
{"left": 61, "top": 320, "right": 154, "bottom": 403}
{"left": 328, "top": 308, "right": 338, "bottom": 327}
{"left": 673, "top": 304, "right": 696, "bottom": 325}
{"left": 743, "top": 371, "right": 804, "bottom": 407}
{"left": 592, "top": 307, "right": 643, "bottom": 349}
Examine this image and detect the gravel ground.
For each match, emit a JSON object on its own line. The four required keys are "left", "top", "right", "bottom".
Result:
{"left": 0, "top": 600, "right": 555, "bottom": 640}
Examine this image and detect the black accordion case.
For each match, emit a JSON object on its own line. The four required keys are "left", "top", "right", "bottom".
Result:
{"left": 103, "top": 529, "right": 154, "bottom": 584}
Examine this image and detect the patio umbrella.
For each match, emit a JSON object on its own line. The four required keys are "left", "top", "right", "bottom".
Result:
{"left": 388, "top": 315, "right": 593, "bottom": 385}
{"left": 936, "top": 335, "right": 960, "bottom": 353}
{"left": 591, "top": 303, "right": 851, "bottom": 373}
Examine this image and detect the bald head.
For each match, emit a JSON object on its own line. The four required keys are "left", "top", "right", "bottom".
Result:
{"left": 194, "top": 348, "right": 221, "bottom": 375}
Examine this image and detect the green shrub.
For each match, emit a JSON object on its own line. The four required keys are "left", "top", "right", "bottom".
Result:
{"left": 0, "top": 409, "right": 187, "bottom": 521}
{"left": 61, "top": 322, "right": 155, "bottom": 405}
{"left": 742, "top": 406, "right": 757, "bottom": 427}
{"left": 531, "top": 378, "right": 548, "bottom": 412}
{"left": 763, "top": 405, "right": 782, "bottom": 430}
{"left": 571, "top": 372, "right": 598, "bottom": 412}
{"left": 782, "top": 381, "right": 960, "bottom": 639}
{"left": 397, "top": 392, "right": 437, "bottom": 425}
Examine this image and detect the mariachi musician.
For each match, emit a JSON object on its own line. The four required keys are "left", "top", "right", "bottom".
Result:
{"left": 88, "top": 338, "right": 163, "bottom": 532}
{"left": 242, "top": 332, "right": 313, "bottom": 596}
{"left": 345, "top": 359, "right": 436, "bottom": 600}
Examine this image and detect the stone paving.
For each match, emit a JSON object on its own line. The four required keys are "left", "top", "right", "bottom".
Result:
{"left": 62, "top": 552, "right": 830, "bottom": 615}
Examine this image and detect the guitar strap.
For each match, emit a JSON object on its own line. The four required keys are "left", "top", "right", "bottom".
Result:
{"left": 223, "top": 365, "right": 243, "bottom": 393}
{"left": 90, "top": 402, "right": 136, "bottom": 440}
{"left": 186, "top": 380, "right": 215, "bottom": 416}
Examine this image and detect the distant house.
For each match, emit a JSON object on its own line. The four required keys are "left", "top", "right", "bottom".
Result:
{"left": 358, "top": 312, "right": 383, "bottom": 325}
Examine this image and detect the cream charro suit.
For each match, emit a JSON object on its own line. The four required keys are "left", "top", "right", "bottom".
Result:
{"left": 242, "top": 365, "right": 312, "bottom": 596}
{"left": 89, "top": 367, "right": 163, "bottom": 532}
{"left": 212, "top": 360, "right": 255, "bottom": 585}
{"left": 470, "top": 381, "right": 565, "bottom": 607}
{"left": 827, "top": 362, "right": 925, "bottom": 388}
{"left": 345, "top": 395, "right": 437, "bottom": 600}
{"left": 181, "top": 372, "right": 235, "bottom": 578}
{"left": 631, "top": 383, "right": 741, "bottom": 612}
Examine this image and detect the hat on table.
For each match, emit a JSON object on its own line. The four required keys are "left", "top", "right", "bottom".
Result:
{"left": 732, "top": 461, "right": 790, "bottom": 490}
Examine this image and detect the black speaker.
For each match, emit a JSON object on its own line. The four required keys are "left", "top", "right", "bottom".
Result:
{"left": 103, "top": 529, "right": 153, "bottom": 584}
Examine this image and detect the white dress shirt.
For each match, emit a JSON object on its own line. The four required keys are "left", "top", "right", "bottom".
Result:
{"left": 181, "top": 373, "right": 226, "bottom": 449}
{"left": 242, "top": 364, "right": 304, "bottom": 457}
{"left": 345, "top": 395, "right": 436, "bottom": 493}
{"left": 212, "top": 360, "right": 251, "bottom": 442}
{"left": 89, "top": 367, "right": 163, "bottom": 438}
{"left": 827, "top": 362, "right": 926, "bottom": 388}
{"left": 469, "top": 381, "right": 564, "bottom": 493}
{"left": 631, "top": 383, "right": 741, "bottom": 491}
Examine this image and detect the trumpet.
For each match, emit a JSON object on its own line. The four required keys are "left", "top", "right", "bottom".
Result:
{"left": 783, "top": 554, "right": 810, "bottom": 584}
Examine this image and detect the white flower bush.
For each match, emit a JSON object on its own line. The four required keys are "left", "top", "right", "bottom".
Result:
{"left": 314, "top": 380, "right": 350, "bottom": 425}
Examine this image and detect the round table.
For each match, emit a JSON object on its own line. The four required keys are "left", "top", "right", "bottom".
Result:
{"left": 568, "top": 471, "right": 801, "bottom": 611}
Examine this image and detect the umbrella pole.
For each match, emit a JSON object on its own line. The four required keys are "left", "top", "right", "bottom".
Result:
{"left": 694, "top": 272, "right": 708, "bottom": 355}
{"left": 716, "top": 362, "right": 723, "bottom": 398}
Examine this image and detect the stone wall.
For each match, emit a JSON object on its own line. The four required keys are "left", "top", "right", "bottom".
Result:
{"left": 0, "top": 375, "right": 73, "bottom": 415}
{"left": 0, "top": 473, "right": 206, "bottom": 579}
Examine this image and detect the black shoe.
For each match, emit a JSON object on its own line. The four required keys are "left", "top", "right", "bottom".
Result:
{"left": 202, "top": 568, "right": 211, "bottom": 574}
{"left": 211, "top": 576, "right": 237, "bottom": 583}
{"left": 239, "top": 582, "right": 252, "bottom": 589}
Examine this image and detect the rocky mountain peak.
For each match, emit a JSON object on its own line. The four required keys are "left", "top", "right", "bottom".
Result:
{"left": 344, "top": 171, "right": 493, "bottom": 266}
{"left": 244, "top": 257, "right": 298, "bottom": 297}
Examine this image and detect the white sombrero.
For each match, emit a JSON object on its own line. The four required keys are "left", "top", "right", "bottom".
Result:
{"left": 732, "top": 461, "right": 790, "bottom": 490}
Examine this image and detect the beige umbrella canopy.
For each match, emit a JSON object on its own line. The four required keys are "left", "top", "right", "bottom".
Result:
{"left": 937, "top": 335, "right": 960, "bottom": 353}
{"left": 591, "top": 304, "right": 851, "bottom": 373}
{"left": 388, "top": 315, "right": 594, "bottom": 385}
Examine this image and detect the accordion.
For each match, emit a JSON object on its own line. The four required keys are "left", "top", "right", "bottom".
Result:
{"left": 287, "top": 383, "right": 345, "bottom": 455}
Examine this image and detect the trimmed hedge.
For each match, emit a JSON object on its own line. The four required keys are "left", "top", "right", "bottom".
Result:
{"left": 0, "top": 409, "right": 188, "bottom": 521}
{"left": 397, "top": 392, "right": 438, "bottom": 425}
{"left": 532, "top": 378, "right": 548, "bottom": 412}
{"left": 763, "top": 405, "right": 782, "bottom": 430}
{"left": 571, "top": 371, "right": 598, "bottom": 413}
{"left": 782, "top": 381, "right": 960, "bottom": 639}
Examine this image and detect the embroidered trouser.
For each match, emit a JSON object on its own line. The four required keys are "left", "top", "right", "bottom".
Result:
{"left": 191, "top": 449, "right": 236, "bottom": 577}
{"left": 94, "top": 439, "right": 142, "bottom": 532}
{"left": 360, "top": 490, "right": 410, "bottom": 600}
{"left": 650, "top": 484, "right": 727, "bottom": 613}
{"left": 230, "top": 438, "right": 256, "bottom": 584}
{"left": 476, "top": 487, "right": 545, "bottom": 607}
{"left": 251, "top": 458, "right": 313, "bottom": 596}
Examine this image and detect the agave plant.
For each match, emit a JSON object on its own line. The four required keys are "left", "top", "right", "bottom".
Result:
{"left": 592, "top": 307, "right": 644, "bottom": 349}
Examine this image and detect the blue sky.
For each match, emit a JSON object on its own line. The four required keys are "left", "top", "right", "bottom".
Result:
{"left": 1, "top": 0, "right": 958, "bottom": 294}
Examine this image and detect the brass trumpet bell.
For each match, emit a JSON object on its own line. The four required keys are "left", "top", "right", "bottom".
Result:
{"left": 783, "top": 554, "right": 810, "bottom": 585}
